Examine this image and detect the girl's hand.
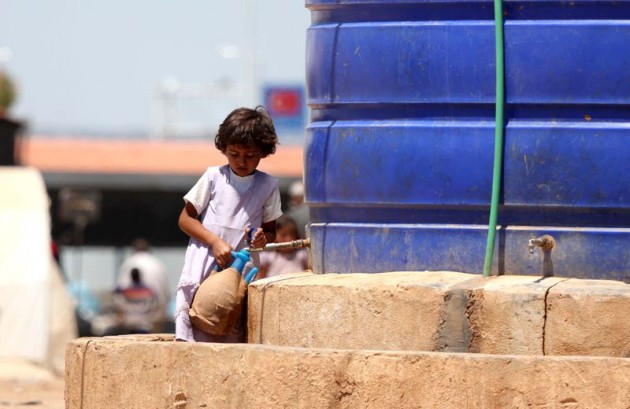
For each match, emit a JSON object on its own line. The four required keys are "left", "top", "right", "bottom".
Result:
{"left": 247, "top": 227, "right": 267, "bottom": 249}
{"left": 211, "top": 238, "right": 233, "bottom": 268}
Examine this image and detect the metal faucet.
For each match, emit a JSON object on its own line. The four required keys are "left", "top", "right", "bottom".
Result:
{"left": 528, "top": 234, "right": 556, "bottom": 277}
{"left": 527, "top": 234, "right": 555, "bottom": 254}
{"left": 247, "top": 238, "right": 310, "bottom": 253}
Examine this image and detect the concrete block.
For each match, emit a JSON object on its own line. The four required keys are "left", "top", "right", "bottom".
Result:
{"left": 465, "top": 275, "right": 566, "bottom": 355}
{"left": 66, "top": 335, "right": 630, "bottom": 409}
{"left": 247, "top": 272, "right": 479, "bottom": 351}
{"left": 248, "top": 272, "right": 630, "bottom": 358}
{"left": 545, "top": 278, "right": 630, "bottom": 357}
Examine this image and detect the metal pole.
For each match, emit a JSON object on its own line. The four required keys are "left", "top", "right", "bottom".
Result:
{"left": 242, "top": 0, "right": 257, "bottom": 106}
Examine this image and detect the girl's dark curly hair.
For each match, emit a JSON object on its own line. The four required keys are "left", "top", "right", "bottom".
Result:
{"left": 214, "top": 106, "right": 278, "bottom": 157}
{"left": 276, "top": 215, "right": 301, "bottom": 239}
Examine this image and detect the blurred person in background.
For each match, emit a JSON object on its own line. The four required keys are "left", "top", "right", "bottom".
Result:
{"left": 258, "top": 215, "right": 309, "bottom": 278}
{"left": 116, "top": 238, "right": 170, "bottom": 331}
{"left": 284, "top": 180, "right": 308, "bottom": 240}
{"left": 106, "top": 268, "right": 158, "bottom": 335}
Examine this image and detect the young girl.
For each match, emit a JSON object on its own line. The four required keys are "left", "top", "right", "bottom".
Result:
{"left": 175, "top": 106, "right": 282, "bottom": 342}
{"left": 258, "top": 215, "right": 309, "bottom": 278}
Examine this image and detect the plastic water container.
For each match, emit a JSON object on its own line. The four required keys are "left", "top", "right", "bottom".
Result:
{"left": 304, "top": 0, "right": 630, "bottom": 281}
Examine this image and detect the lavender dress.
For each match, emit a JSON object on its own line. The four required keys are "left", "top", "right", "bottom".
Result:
{"left": 174, "top": 165, "right": 282, "bottom": 342}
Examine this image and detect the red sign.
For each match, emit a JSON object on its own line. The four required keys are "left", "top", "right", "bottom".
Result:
{"left": 266, "top": 88, "right": 301, "bottom": 117}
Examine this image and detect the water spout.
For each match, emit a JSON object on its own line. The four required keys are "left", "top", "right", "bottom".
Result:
{"left": 528, "top": 235, "right": 555, "bottom": 255}
{"left": 528, "top": 234, "right": 556, "bottom": 277}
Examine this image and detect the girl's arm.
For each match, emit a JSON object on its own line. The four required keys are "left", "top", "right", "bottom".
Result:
{"left": 261, "top": 219, "right": 277, "bottom": 247}
{"left": 248, "top": 220, "right": 277, "bottom": 249}
{"left": 178, "top": 202, "right": 233, "bottom": 267}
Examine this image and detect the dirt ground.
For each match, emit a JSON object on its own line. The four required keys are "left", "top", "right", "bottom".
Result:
{"left": 0, "top": 359, "right": 64, "bottom": 409}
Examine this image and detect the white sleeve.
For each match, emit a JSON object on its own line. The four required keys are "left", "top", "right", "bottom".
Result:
{"left": 183, "top": 169, "right": 212, "bottom": 215}
{"left": 262, "top": 187, "right": 283, "bottom": 223}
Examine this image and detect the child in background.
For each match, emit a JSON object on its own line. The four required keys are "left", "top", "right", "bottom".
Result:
{"left": 258, "top": 215, "right": 309, "bottom": 278}
{"left": 175, "top": 106, "right": 282, "bottom": 342}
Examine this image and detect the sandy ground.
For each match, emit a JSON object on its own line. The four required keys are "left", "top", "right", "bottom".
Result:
{"left": 0, "top": 359, "right": 64, "bottom": 409}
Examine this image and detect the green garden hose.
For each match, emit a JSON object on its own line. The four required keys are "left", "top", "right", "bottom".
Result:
{"left": 483, "top": 0, "right": 506, "bottom": 277}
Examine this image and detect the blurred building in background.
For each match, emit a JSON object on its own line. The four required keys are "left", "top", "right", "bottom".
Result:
{"left": 20, "top": 137, "right": 303, "bottom": 310}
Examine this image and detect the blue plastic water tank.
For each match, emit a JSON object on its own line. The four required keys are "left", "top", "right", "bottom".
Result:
{"left": 304, "top": 0, "right": 630, "bottom": 281}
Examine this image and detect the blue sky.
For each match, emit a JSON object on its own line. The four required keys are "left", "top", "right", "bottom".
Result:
{"left": 0, "top": 1, "right": 310, "bottom": 137}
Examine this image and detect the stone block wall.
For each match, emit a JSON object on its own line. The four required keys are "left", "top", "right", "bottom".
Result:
{"left": 66, "top": 335, "right": 630, "bottom": 409}
{"left": 248, "top": 273, "right": 630, "bottom": 357}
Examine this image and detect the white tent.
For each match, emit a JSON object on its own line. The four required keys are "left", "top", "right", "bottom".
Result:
{"left": 0, "top": 167, "right": 77, "bottom": 374}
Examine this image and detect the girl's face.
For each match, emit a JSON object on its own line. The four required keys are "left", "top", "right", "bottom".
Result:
{"left": 225, "top": 144, "right": 263, "bottom": 177}
{"left": 276, "top": 224, "right": 298, "bottom": 252}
